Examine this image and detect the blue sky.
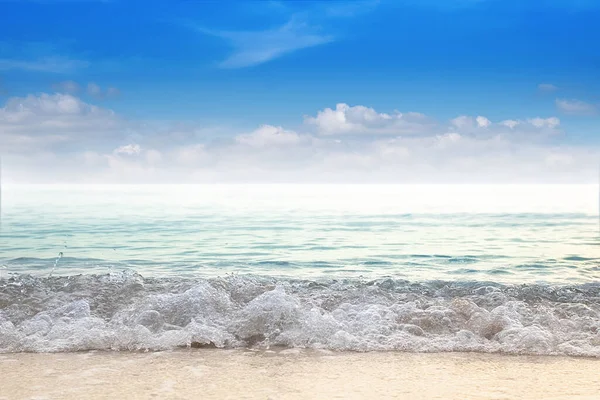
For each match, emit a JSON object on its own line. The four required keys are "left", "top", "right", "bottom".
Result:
{"left": 0, "top": 0, "right": 599, "bottom": 183}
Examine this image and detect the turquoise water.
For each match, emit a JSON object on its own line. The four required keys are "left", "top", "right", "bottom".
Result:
{"left": 1, "top": 184, "right": 600, "bottom": 354}
{"left": 2, "top": 185, "right": 598, "bottom": 283}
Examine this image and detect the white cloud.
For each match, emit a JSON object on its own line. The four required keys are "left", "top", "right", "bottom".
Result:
{"left": 555, "top": 99, "right": 597, "bottom": 116}
{"left": 500, "top": 120, "right": 519, "bottom": 129}
{"left": 1, "top": 93, "right": 115, "bottom": 122}
{"left": 235, "top": 124, "right": 305, "bottom": 147}
{"left": 450, "top": 115, "right": 474, "bottom": 129}
{"left": 175, "top": 144, "right": 209, "bottom": 166}
{"left": 376, "top": 142, "right": 411, "bottom": 160}
{"left": 306, "top": 103, "right": 431, "bottom": 135}
{"left": 186, "top": 0, "right": 378, "bottom": 69}
{"left": 450, "top": 115, "right": 559, "bottom": 134}
{"left": 145, "top": 149, "right": 163, "bottom": 165}
{"left": 194, "top": 18, "right": 333, "bottom": 68}
{"left": 436, "top": 132, "right": 462, "bottom": 145}
{"left": 528, "top": 117, "right": 560, "bottom": 129}
{"left": 0, "top": 93, "right": 122, "bottom": 152}
{"left": 113, "top": 144, "right": 141, "bottom": 155}
{"left": 545, "top": 152, "right": 573, "bottom": 166}
{"left": 451, "top": 115, "right": 496, "bottom": 130}
{"left": 538, "top": 83, "right": 558, "bottom": 92}
{"left": 476, "top": 116, "right": 491, "bottom": 128}
{"left": 7, "top": 130, "right": 597, "bottom": 184}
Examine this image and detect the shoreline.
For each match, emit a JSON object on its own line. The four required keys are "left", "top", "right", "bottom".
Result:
{"left": 1, "top": 350, "right": 599, "bottom": 399}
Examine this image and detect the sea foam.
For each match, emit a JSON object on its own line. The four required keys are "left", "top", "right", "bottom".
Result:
{"left": 2, "top": 270, "right": 600, "bottom": 356}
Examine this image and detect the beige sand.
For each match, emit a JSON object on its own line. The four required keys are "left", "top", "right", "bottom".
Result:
{"left": 1, "top": 350, "right": 599, "bottom": 399}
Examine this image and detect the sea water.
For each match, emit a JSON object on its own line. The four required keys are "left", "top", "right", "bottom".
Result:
{"left": 1, "top": 184, "right": 599, "bottom": 355}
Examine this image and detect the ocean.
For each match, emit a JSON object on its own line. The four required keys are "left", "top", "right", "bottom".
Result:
{"left": 1, "top": 184, "right": 599, "bottom": 356}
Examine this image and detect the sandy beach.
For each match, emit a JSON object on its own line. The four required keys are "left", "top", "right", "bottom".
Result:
{"left": 1, "top": 350, "right": 599, "bottom": 399}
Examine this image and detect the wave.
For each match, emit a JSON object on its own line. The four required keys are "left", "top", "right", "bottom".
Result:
{"left": 1, "top": 270, "right": 600, "bottom": 356}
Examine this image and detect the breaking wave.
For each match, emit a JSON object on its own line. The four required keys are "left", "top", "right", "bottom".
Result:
{"left": 2, "top": 270, "right": 600, "bottom": 356}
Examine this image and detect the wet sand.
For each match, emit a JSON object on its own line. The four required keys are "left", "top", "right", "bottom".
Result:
{"left": 1, "top": 350, "right": 599, "bottom": 399}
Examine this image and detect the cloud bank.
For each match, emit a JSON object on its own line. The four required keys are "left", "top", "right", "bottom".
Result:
{"left": 1, "top": 93, "right": 597, "bottom": 184}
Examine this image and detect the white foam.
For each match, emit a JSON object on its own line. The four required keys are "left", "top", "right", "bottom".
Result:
{"left": 1, "top": 273, "right": 600, "bottom": 356}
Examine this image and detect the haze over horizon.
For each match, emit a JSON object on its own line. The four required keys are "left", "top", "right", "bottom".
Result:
{"left": 1, "top": 0, "right": 599, "bottom": 184}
